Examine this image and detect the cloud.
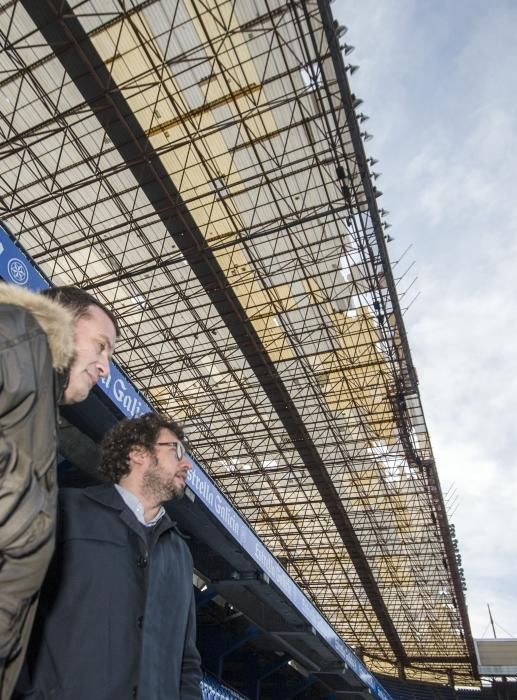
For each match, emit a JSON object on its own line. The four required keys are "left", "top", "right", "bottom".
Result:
{"left": 335, "top": 0, "right": 517, "bottom": 638}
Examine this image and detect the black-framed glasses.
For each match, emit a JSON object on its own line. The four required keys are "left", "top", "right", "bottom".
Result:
{"left": 155, "top": 441, "right": 187, "bottom": 461}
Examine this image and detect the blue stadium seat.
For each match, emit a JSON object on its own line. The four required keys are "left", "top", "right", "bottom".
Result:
{"left": 201, "top": 672, "right": 249, "bottom": 700}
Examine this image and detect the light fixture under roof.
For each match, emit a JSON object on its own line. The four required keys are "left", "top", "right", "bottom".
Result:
{"left": 335, "top": 23, "right": 348, "bottom": 39}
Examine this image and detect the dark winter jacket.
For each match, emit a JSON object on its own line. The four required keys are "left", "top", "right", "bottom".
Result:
{"left": 18, "top": 485, "right": 202, "bottom": 700}
{"left": 0, "top": 284, "right": 74, "bottom": 699}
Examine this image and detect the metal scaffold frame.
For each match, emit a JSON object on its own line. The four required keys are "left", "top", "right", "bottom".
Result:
{"left": 0, "top": 0, "right": 476, "bottom": 684}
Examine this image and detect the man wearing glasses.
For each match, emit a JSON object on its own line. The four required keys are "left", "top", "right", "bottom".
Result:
{"left": 16, "top": 413, "right": 202, "bottom": 700}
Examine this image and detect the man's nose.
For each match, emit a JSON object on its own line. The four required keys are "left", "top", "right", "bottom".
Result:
{"left": 97, "top": 356, "right": 111, "bottom": 378}
{"left": 181, "top": 455, "right": 193, "bottom": 470}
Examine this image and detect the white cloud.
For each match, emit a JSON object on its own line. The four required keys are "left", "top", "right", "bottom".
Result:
{"left": 336, "top": 0, "right": 517, "bottom": 638}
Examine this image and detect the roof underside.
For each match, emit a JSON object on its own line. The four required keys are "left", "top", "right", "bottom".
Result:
{"left": 1, "top": 0, "right": 475, "bottom": 684}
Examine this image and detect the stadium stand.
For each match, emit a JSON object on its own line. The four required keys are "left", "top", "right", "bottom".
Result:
{"left": 201, "top": 673, "right": 248, "bottom": 700}
{"left": 378, "top": 677, "right": 517, "bottom": 700}
{"left": 2, "top": 0, "right": 516, "bottom": 697}
{"left": 379, "top": 676, "right": 457, "bottom": 700}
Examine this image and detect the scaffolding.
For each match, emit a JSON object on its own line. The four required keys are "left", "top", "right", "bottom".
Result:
{"left": 0, "top": 0, "right": 476, "bottom": 684}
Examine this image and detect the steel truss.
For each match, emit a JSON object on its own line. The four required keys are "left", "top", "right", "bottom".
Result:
{"left": 0, "top": 0, "right": 476, "bottom": 684}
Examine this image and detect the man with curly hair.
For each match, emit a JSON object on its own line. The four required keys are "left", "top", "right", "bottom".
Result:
{"left": 17, "top": 412, "right": 202, "bottom": 700}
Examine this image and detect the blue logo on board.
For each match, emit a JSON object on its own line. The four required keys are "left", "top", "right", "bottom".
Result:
{"left": 7, "top": 257, "right": 29, "bottom": 285}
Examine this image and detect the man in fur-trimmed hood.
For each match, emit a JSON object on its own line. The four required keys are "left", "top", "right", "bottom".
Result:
{"left": 0, "top": 283, "right": 118, "bottom": 700}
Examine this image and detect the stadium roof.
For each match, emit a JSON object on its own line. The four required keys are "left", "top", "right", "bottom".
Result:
{"left": 1, "top": 0, "right": 476, "bottom": 684}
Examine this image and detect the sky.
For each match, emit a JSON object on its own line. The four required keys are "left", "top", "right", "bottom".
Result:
{"left": 334, "top": 0, "right": 517, "bottom": 639}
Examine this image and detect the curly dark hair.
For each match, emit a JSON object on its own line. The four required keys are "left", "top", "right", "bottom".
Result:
{"left": 99, "top": 413, "right": 185, "bottom": 483}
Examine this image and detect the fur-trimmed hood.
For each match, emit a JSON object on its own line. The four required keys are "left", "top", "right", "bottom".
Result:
{"left": 0, "top": 284, "right": 75, "bottom": 370}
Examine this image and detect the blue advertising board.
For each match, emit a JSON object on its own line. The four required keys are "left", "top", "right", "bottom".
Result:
{"left": 187, "top": 460, "right": 393, "bottom": 700}
{"left": 0, "top": 223, "right": 393, "bottom": 700}
{"left": 0, "top": 222, "right": 154, "bottom": 418}
{"left": 0, "top": 225, "right": 48, "bottom": 291}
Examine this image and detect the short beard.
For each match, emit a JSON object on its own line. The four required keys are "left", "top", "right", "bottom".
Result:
{"left": 142, "top": 456, "right": 185, "bottom": 505}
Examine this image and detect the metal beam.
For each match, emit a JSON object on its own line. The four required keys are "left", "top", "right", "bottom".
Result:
{"left": 283, "top": 675, "right": 319, "bottom": 700}
{"left": 252, "top": 654, "right": 291, "bottom": 700}
{"left": 216, "top": 625, "right": 262, "bottom": 678}
{"left": 195, "top": 587, "right": 217, "bottom": 610}
{"left": 22, "top": 0, "right": 407, "bottom": 665}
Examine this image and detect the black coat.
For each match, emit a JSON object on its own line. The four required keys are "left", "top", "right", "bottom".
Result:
{"left": 18, "top": 485, "right": 202, "bottom": 700}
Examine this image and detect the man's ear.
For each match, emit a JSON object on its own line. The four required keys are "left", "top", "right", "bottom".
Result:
{"left": 128, "top": 445, "right": 149, "bottom": 468}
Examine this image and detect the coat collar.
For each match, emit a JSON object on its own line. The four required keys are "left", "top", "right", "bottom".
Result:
{"left": 84, "top": 483, "right": 130, "bottom": 511}
{"left": 83, "top": 484, "right": 178, "bottom": 542}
